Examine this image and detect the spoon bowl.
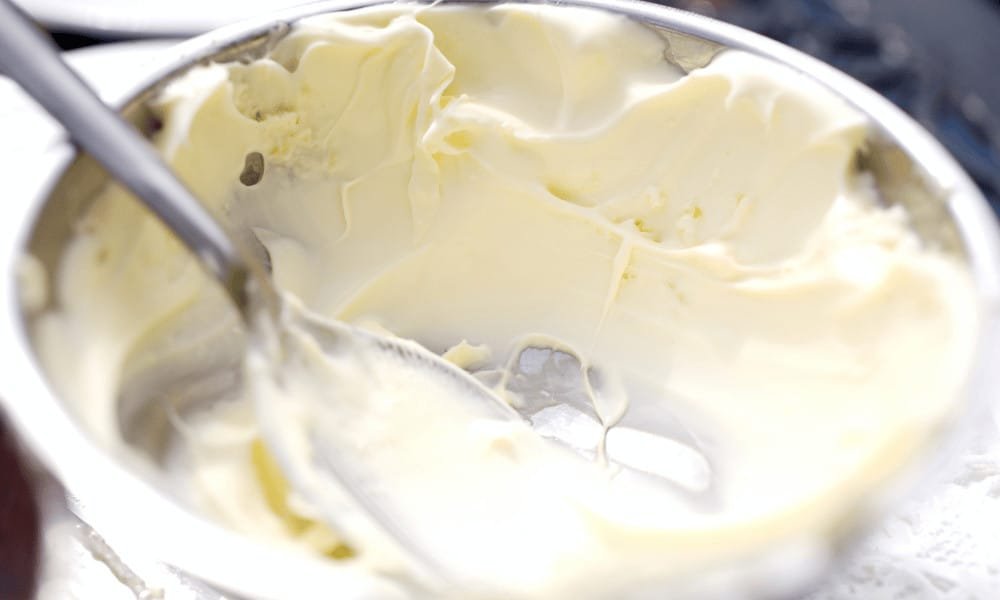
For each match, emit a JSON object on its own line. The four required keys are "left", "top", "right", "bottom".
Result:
{"left": 0, "top": 0, "right": 531, "bottom": 586}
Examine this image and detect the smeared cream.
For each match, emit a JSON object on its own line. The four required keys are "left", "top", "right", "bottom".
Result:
{"left": 30, "top": 3, "right": 979, "bottom": 598}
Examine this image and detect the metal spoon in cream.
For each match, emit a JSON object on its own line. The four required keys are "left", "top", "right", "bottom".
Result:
{"left": 16, "top": 2, "right": 981, "bottom": 599}
{"left": 0, "top": 0, "right": 594, "bottom": 589}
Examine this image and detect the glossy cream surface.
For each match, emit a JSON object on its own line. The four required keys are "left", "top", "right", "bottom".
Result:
{"left": 30, "top": 3, "right": 979, "bottom": 598}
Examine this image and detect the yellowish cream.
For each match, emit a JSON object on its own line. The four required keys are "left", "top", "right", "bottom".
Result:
{"left": 31, "top": 3, "right": 979, "bottom": 598}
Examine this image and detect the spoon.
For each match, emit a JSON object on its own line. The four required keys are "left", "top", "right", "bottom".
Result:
{"left": 0, "top": 2, "right": 723, "bottom": 590}
{"left": 0, "top": 0, "right": 525, "bottom": 585}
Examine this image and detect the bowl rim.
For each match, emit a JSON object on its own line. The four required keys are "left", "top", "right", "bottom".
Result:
{"left": 2, "top": 1, "right": 999, "bottom": 598}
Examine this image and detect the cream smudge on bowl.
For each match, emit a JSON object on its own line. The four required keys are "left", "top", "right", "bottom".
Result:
{"left": 29, "top": 3, "right": 980, "bottom": 598}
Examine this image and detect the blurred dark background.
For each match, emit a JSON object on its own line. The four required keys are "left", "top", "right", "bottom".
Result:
{"left": 660, "top": 0, "right": 1000, "bottom": 214}
{"left": 0, "top": 418, "right": 40, "bottom": 600}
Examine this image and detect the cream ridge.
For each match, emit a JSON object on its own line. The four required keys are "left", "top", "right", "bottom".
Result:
{"left": 30, "top": 3, "right": 979, "bottom": 598}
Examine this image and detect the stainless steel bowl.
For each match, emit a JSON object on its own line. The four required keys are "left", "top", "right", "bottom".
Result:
{"left": 2, "top": 1, "right": 999, "bottom": 598}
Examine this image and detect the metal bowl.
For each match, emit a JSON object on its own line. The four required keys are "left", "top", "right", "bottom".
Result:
{"left": 2, "top": 1, "right": 999, "bottom": 598}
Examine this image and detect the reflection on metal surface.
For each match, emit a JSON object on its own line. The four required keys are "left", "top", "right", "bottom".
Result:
{"left": 657, "top": 27, "right": 724, "bottom": 72}
{"left": 856, "top": 137, "right": 965, "bottom": 257}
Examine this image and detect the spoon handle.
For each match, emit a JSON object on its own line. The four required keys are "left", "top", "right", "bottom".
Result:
{"left": 0, "top": 0, "right": 258, "bottom": 312}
